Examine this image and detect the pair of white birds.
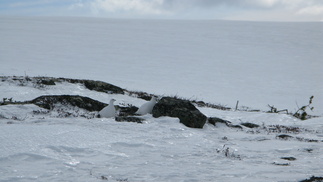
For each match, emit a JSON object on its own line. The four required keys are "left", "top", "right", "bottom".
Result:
{"left": 99, "top": 96, "right": 157, "bottom": 118}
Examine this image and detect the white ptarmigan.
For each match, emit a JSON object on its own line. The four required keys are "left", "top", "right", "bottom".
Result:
{"left": 99, "top": 99, "right": 116, "bottom": 118}
{"left": 136, "top": 96, "right": 157, "bottom": 115}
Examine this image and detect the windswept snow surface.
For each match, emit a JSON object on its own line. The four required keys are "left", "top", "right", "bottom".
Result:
{"left": 0, "top": 16, "right": 322, "bottom": 115}
{"left": 0, "top": 78, "right": 322, "bottom": 182}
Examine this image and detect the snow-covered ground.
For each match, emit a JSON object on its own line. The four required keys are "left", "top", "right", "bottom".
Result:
{"left": 0, "top": 78, "right": 322, "bottom": 182}
{"left": 0, "top": 17, "right": 323, "bottom": 181}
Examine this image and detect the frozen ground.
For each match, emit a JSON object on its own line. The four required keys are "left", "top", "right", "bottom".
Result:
{"left": 0, "top": 17, "right": 322, "bottom": 181}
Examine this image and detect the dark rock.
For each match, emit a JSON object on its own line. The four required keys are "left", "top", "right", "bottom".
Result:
{"left": 267, "top": 125, "right": 301, "bottom": 134}
{"left": 241, "top": 122, "right": 260, "bottom": 128}
{"left": 276, "top": 135, "right": 319, "bottom": 142}
{"left": 303, "top": 148, "right": 314, "bottom": 153}
{"left": 40, "top": 79, "right": 56, "bottom": 85}
{"left": 58, "top": 78, "right": 124, "bottom": 94}
{"left": 281, "top": 157, "right": 296, "bottom": 161}
{"left": 83, "top": 80, "right": 124, "bottom": 94}
{"left": 230, "top": 124, "right": 244, "bottom": 129}
{"left": 296, "top": 137, "right": 320, "bottom": 143}
{"left": 152, "top": 97, "right": 207, "bottom": 128}
{"left": 208, "top": 117, "right": 228, "bottom": 126}
{"left": 208, "top": 117, "right": 243, "bottom": 129}
{"left": 272, "top": 162, "right": 290, "bottom": 166}
{"left": 138, "top": 95, "right": 153, "bottom": 101}
{"left": 118, "top": 106, "right": 139, "bottom": 116}
{"left": 276, "top": 134, "right": 294, "bottom": 140}
{"left": 100, "top": 176, "right": 108, "bottom": 180}
{"left": 192, "top": 100, "right": 231, "bottom": 111}
{"left": 195, "top": 101, "right": 206, "bottom": 107}
{"left": 300, "top": 176, "right": 323, "bottom": 182}
{"left": 31, "top": 95, "right": 107, "bottom": 111}
{"left": 115, "top": 116, "right": 144, "bottom": 123}
{"left": 127, "top": 90, "right": 158, "bottom": 101}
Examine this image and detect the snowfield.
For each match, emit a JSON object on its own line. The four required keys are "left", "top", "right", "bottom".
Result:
{"left": 0, "top": 77, "right": 322, "bottom": 182}
{"left": 0, "top": 17, "right": 323, "bottom": 181}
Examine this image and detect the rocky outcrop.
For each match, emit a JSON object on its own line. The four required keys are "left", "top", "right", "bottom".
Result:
{"left": 83, "top": 80, "right": 124, "bottom": 94}
{"left": 31, "top": 95, "right": 140, "bottom": 117}
{"left": 31, "top": 95, "right": 107, "bottom": 111}
{"left": 37, "top": 78, "right": 56, "bottom": 85}
{"left": 0, "top": 76, "right": 125, "bottom": 94}
{"left": 152, "top": 97, "right": 207, "bottom": 128}
{"left": 208, "top": 117, "right": 243, "bottom": 129}
{"left": 59, "top": 78, "right": 124, "bottom": 94}
{"left": 299, "top": 176, "right": 323, "bottom": 182}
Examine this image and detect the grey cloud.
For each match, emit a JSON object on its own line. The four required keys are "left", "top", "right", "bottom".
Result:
{"left": 4, "top": 0, "right": 321, "bottom": 21}
{"left": 159, "top": 0, "right": 323, "bottom": 10}
{"left": 150, "top": 0, "right": 323, "bottom": 21}
{"left": 160, "top": 0, "right": 255, "bottom": 8}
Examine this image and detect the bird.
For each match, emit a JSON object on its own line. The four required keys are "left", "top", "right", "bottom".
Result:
{"left": 99, "top": 99, "right": 116, "bottom": 118}
{"left": 136, "top": 96, "right": 157, "bottom": 115}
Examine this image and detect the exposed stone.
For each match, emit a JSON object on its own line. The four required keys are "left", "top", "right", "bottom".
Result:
{"left": 40, "top": 79, "right": 56, "bottom": 85}
{"left": 208, "top": 117, "right": 228, "bottom": 126}
{"left": 241, "top": 122, "right": 260, "bottom": 128}
{"left": 58, "top": 78, "right": 124, "bottom": 94}
{"left": 272, "top": 162, "right": 290, "bottom": 166}
{"left": 118, "top": 106, "right": 139, "bottom": 116}
{"left": 281, "top": 157, "right": 296, "bottom": 161}
{"left": 276, "top": 134, "right": 293, "bottom": 140}
{"left": 127, "top": 91, "right": 154, "bottom": 101}
{"left": 208, "top": 117, "right": 243, "bottom": 129}
{"left": 192, "top": 100, "right": 231, "bottom": 111}
{"left": 152, "top": 97, "right": 207, "bottom": 128}
{"left": 31, "top": 95, "right": 107, "bottom": 111}
{"left": 300, "top": 176, "right": 323, "bottom": 182}
{"left": 115, "top": 116, "right": 144, "bottom": 123}
{"left": 295, "top": 137, "right": 320, "bottom": 143}
{"left": 83, "top": 80, "right": 124, "bottom": 94}
{"left": 267, "top": 125, "right": 302, "bottom": 134}
{"left": 303, "top": 148, "right": 314, "bottom": 153}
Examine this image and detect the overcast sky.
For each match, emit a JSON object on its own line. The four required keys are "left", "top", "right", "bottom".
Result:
{"left": 1, "top": 0, "right": 323, "bottom": 21}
